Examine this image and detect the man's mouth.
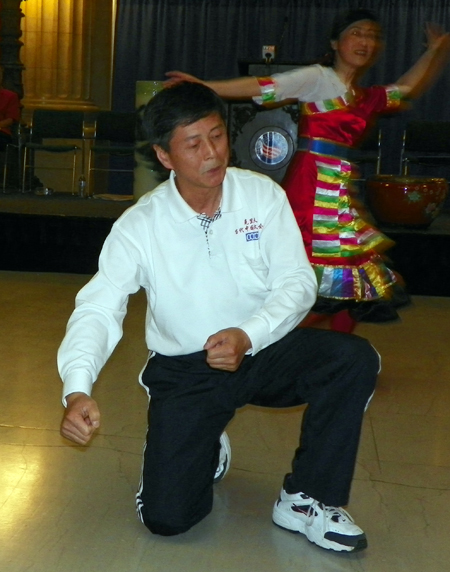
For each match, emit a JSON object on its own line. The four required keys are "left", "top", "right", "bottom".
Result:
{"left": 203, "top": 164, "right": 222, "bottom": 175}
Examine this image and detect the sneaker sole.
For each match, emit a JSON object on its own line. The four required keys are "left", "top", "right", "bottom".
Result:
{"left": 272, "top": 503, "right": 367, "bottom": 553}
{"left": 213, "top": 432, "right": 231, "bottom": 484}
{"left": 213, "top": 455, "right": 228, "bottom": 483}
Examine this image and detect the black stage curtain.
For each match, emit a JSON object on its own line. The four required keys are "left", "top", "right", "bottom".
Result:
{"left": 113, "top": 0, "right": 450, "bottom": 174}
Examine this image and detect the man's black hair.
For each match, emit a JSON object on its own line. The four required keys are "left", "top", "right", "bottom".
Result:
{"left": 141, "top": 81, "right": 227, "bottom": 152}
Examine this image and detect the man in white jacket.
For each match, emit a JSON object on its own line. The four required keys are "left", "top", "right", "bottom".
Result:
{"left": 58, "top": 81, "right": 379, "bottom": 553}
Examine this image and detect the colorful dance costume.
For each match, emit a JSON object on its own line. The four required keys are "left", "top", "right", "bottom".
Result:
{"left": 256, "top": 65, "right": 407, "bottom": 321}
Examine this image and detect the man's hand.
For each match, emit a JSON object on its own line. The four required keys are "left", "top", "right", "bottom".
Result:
{"left": 60, "top": 392, "right": 100, "bottom": 445}
{"left": 204, "top": 327, "right": 252, "bottom": 372}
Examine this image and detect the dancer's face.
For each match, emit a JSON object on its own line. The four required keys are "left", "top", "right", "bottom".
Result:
{"left": 332, "top": 19, "right": 382, "bottom": 71}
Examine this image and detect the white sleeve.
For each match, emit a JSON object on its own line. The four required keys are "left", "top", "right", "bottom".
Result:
{"left": 57, "top": 224, "right": 143, "bottom": 404}
{"left": 272, "top": 65, "right": 325, "bottom": 100}
{"left": 253, "top": 64, "right": 324, "bottom": 104}
{"left": 237, "top": 191, "right": 318, "bottom": 354}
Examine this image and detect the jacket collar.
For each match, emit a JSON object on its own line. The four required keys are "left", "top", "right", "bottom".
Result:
{"left": 167, "top": 168, "right": 243, "bottom": 222}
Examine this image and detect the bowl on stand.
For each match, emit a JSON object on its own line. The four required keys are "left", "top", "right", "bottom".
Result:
{"left": 366, "top": 175, "right": 448, "bottom": 229}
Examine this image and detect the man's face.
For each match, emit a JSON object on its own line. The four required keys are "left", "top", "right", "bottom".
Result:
{"left": 154, "top": 113, "right": 229, "bottom": 195}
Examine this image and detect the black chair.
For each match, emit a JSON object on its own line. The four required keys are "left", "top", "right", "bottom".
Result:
{"left": 2, "top": 122, "right": 25, "bottom": 192}
{"left": 351, "top": 127, "right": 382, "bottom": 180}
{"left": 400, "top": 120, "right": 450, "bottom": 175}
{"left": 87, "top": 111, "right": 136, "bottom": 195}
{"left": 21, "top": 109, "right": 85, "bottom": 193}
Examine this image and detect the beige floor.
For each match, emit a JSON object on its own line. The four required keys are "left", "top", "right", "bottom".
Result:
{"left": 1, "top": 270, "right": 450, "bottom": 571}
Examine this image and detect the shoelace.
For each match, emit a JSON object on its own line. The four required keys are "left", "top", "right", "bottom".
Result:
{"left": 305, "top": 501, "right": 355, "bottom": 531}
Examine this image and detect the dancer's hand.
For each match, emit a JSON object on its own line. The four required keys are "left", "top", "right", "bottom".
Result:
{"left": 425, "top": 23, "right": 450, "bottom": 52}
{"left": 164, "top": 70, "right": 203, "bottom": 87}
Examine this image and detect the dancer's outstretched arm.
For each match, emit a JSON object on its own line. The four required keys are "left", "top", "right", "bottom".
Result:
{"left": 165, "top": 70, "right": 261, "bottom": 99}
{"left": 396, "top": 24, "right": 450, "bottom": 98}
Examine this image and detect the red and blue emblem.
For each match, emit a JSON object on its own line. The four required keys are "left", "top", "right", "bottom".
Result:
{"left": 254, "top": 131, "right": 289, "bottom": 166}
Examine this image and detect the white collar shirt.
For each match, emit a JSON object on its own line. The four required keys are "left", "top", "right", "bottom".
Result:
{"left": 58, "top": 167, "right": 317, "bottom": 401}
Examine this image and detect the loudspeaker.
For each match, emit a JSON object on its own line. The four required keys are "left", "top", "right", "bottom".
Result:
{"left": 228, "top": 101, "right": 299, "bottom": 184}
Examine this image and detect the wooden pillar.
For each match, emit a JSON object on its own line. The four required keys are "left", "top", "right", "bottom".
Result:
{"left": 20, "top": 0, "right": 100, "bottom": 112}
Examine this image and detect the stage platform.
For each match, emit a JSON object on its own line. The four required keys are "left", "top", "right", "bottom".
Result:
{"left": 1, "top": 190, "right": 450, "bottom": 296}
{"left": 377, "top": 213, "right": 450, "bottom": 297}
{"left": 0, "top": 192, "right": 133, "bottom": 275}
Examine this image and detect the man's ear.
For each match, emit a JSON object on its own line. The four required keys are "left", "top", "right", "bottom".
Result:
{"left": 153, "top": 144, "right": 173, "bottom": 170}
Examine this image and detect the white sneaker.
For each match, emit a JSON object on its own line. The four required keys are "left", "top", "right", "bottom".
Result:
{"left": 272, "top": 488, "right": 367, "bottom": 552}
{"left": 214, "top": 432, "right": 231, "bottom": 483}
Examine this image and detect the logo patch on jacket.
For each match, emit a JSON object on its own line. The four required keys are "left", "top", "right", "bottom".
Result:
{"left": 235, "top": 218, "right": 264, "bottom": 239}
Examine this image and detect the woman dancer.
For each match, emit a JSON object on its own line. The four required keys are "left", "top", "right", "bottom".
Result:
{"left": 165, "top": 9, "right": 450, "bottom": 332}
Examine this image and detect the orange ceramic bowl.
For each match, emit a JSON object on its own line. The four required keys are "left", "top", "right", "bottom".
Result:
{"left": 366, "top": 175, "right": 448, "bottom": 228}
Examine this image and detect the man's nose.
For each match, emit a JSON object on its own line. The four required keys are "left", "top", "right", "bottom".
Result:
{"left": 203, "top": 139, "right": 217, "bottom": 158}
